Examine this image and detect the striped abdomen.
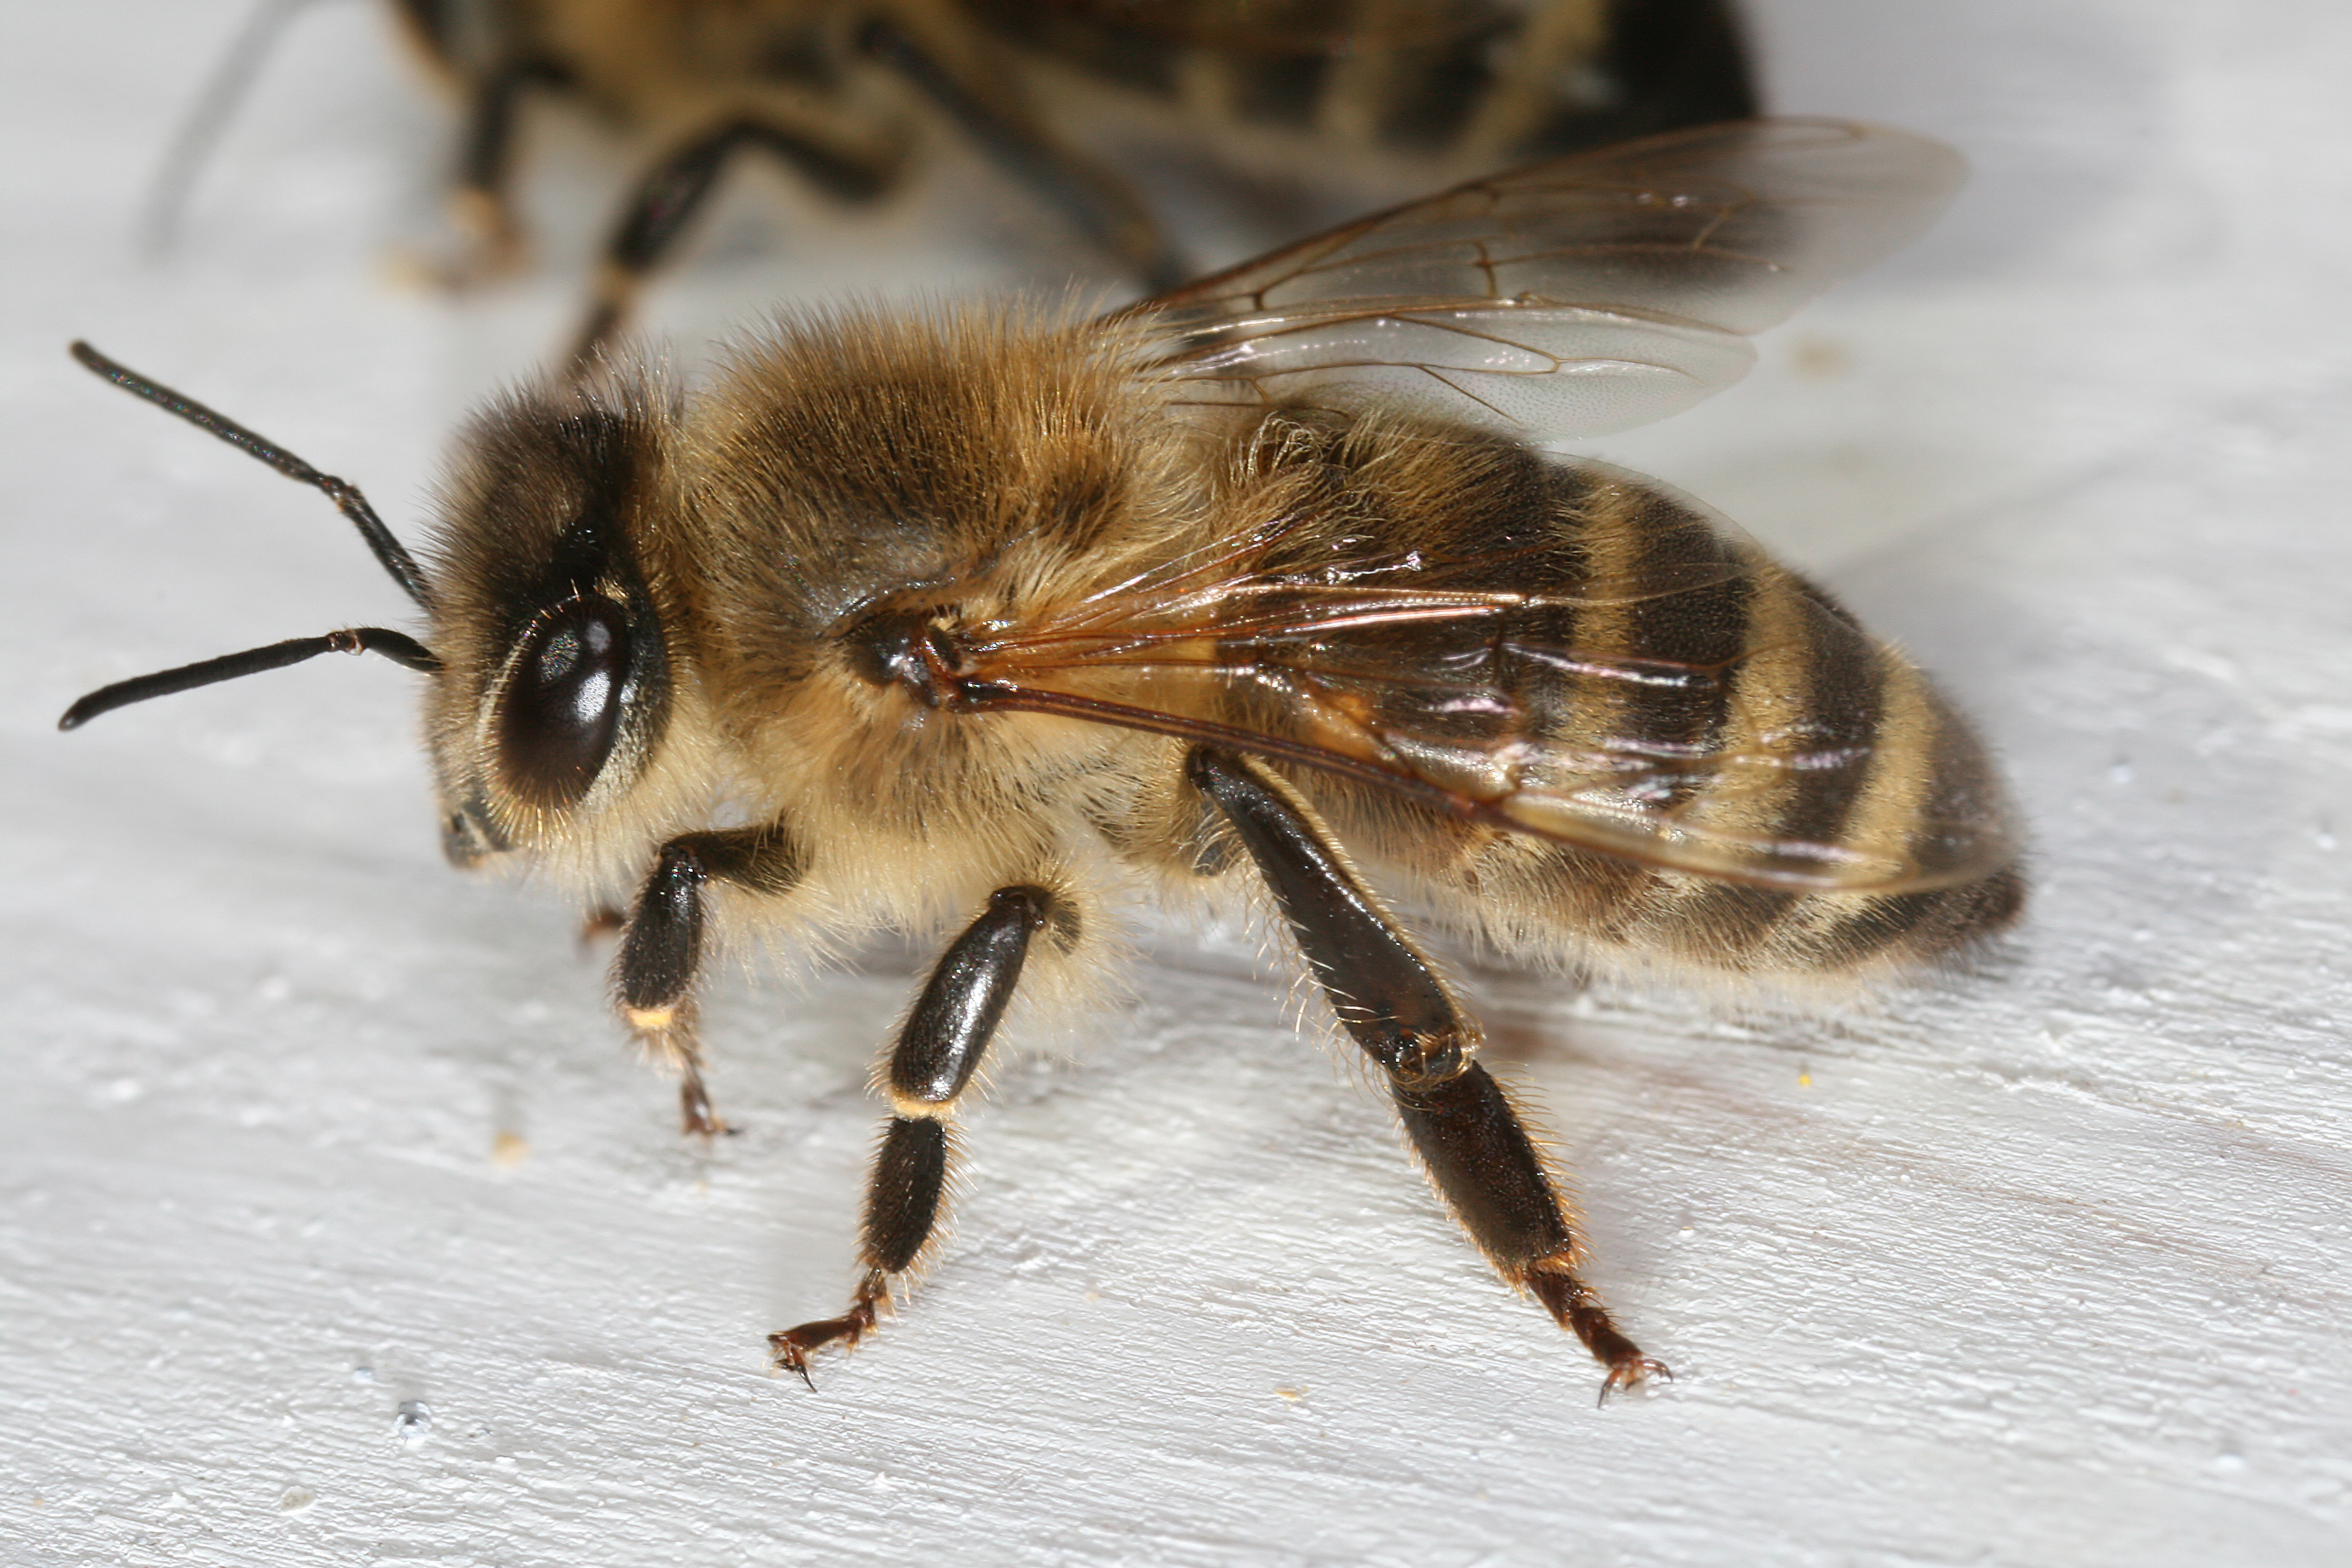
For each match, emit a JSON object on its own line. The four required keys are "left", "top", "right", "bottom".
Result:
{"left": 1218, "top": 414, "right": 2023, "bottom": 977}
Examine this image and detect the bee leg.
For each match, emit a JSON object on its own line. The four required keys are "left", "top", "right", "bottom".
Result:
{"left": 1186, "top": 748, "right": 1670, "bottom": 1401}
{"left": 615, "top": 825, "right": 808, "bottom": 1137}
{"left": 856, "top": 19, "right": 1186, "bottom": 292}
{"left": 577, "top": 904, "right": 627, "bottom": 948}
{"left": 770, "top": 885, "right": 1053, "bottom": 1387}
{"left": 567, "top": 116, "right": 904, "bottom": 368}
{"left": 444, "top": 59, "right": 560, "bottom": 284}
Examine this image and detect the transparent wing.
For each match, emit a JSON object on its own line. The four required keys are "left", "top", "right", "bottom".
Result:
{"left": 1115, "top": 118, "right": 1967, "bottom": 438}
{"left": 956, "top": 511, "right": 2014, "bottom": 894}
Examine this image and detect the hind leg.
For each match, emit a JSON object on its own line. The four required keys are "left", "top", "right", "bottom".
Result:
{"left": 1188, "top": 746, "right": 1667, "bottom": 1401}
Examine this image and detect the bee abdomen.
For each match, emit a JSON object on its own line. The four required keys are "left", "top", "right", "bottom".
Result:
{"left": 1470, "top": 518, "right": 2018, "bottom": 975}
{"left": 1226, "top": 418, "right": 2019, "bottom": 979}
{"left": 977, "top": 0, "right": 1756, "bottom": 160}
{"left": 1625, "top": 659, "right": 2024, "bottom": 973}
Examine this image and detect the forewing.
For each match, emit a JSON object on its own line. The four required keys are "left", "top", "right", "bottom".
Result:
{"left": 963, "top": 510, "right": 2013, "bottom": 894}
{"left": 1120, "top": 119, "right": 1967, "bottom": 439}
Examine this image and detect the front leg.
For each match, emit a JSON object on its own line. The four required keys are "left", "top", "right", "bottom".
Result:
{"left": 1186, "top": 747, "right": 1669, "bottom": 1401}
{"left": 615, "top": 823, "right": 806, "bottom": 1135}
{"left": 770, "top": 885, "right": 1054, "bottom": 1386}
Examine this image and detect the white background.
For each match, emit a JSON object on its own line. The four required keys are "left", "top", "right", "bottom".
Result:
{"left": 4, "top": 2, "right": 2349, "bottom": 1564}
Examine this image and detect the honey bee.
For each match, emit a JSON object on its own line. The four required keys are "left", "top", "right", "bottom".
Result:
{"left": 68, "top": 120, "right": 2019, "bottom": 1397}
{"left": 153, "top": 0, "right": 1754, "bottom": 365}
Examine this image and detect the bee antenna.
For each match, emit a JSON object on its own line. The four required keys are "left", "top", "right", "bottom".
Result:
{"left": 71, "top": 340, "right": 435, "bottom": 610}
{"left": 57, "top": 627, "right": 440, "bottom": 732}
{"left": 135, "top": 0, "right": 329, "bottom": 256}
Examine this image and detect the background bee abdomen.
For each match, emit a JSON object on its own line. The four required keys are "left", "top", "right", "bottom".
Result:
{"left": 973, "top": 0, "right": 1757, "bottom": 162}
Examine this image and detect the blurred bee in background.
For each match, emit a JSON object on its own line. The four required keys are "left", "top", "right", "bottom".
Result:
{"left": 980, "top": 0, "right": 1756, "bottom": 179}
{"left": 146, "top": 0, "right": 1755, "bottom": 367}
{"left": 74, "top": 122, "right": 2016, "bottom": 1397}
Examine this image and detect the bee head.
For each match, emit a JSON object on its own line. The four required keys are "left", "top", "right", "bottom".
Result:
{"left": 58, "top": 344, "right": 687, "bottom": 879}
{"left": 421, "top": 375, "right": 683, "bottom": 869}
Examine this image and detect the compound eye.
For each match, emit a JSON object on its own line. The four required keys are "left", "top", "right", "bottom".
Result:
{"left": 497, "top": 596, "right": 631, "bottom": 808}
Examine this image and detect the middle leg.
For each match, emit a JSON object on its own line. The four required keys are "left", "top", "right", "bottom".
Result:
{"left": 769, "top": 884, "right": 1056, "bottom": 1386}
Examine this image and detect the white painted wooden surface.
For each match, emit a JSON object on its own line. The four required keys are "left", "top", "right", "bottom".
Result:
{"left": 4, "top": 2, "right": 2347, "bottom": 1563}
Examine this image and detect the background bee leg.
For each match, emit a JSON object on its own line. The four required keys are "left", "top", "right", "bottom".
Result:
{"left": 855, "top": 18, "right": 1185, "bottom": 292}
{"left": 566, "top": 114, "right": 905, "bottom": 368}
{"left": 444, "top": 59, "right": 561, "bottom": 284}
{"left": 613, "top": 824, "right": 808, "bottom": 1137}
{"left": 1185, "top": 747, "right": 1669, "bottom": 1401}
{"left": 769, "top": 885, "right": 1054, "bottom": 1387}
